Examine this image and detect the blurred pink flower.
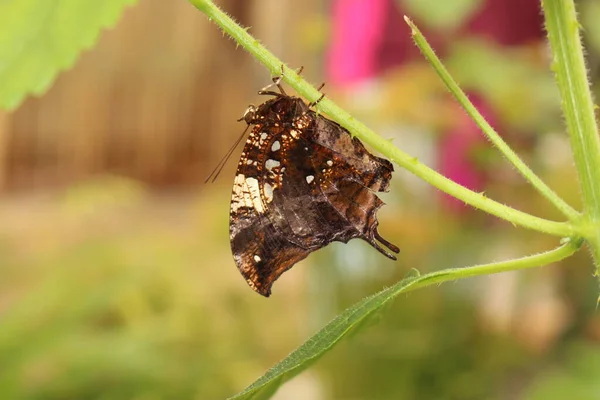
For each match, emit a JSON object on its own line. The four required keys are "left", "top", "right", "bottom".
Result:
{"left": 438, "top": 95, "right": 496, "bottom": 213}
{"left": 327, "top": 0, "right": 389, "bottom": 86}
{"left": 327, "top": 0, "right": 544, "bottom": 85}
{"left": 466, "top": 0, "right": 544, "bottom": 45}
{"left": 326, "top": 0, "right": 543, "bottom": 213}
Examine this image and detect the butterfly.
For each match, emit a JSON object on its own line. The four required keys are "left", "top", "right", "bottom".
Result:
{"left": 212, "top": 76, "right": 399, "bottom": 296}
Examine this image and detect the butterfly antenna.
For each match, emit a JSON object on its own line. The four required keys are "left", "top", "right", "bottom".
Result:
{"left": 204, "top": 124, "right": 250, "bottom": 183}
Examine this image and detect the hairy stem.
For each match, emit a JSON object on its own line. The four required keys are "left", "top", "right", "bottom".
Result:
{"left": 229, "top": 237, "right": 582, "bottom": 400}
{"left": 404, "top": 16, "right": 579, "bottom": 221}
{"left": 543, "top": 0, "right": 600, "bottom": 274}
{"left": 189, "top": 0, "right": 577, "bottom": 238}
{"left": 404, "top": 238, "right": 582, "bottom": 293}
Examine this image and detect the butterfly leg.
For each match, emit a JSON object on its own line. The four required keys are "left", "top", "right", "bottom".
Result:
{"left": 258, "top": 65, "right": 292, "bottom": 97}
{"left": 309, "top": 83, "right": 326, "bottom": 108}
{"left": 258, "top": 72, "right": 284, "bottom": 97}
{"left": 259, "top": 65, "right": 311, "bottom": 97}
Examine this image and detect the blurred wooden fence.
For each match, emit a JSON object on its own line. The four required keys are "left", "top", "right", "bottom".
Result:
{"left": 0, "top": 0, "right": 322, "bottom": 191}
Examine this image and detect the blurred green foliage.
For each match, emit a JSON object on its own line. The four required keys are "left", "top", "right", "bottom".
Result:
{"left": 525, "top": 343, "right": 600, "bottom": 400}
{"left": 0, "top": 177, "right": 308, "bottom": 399}
{"left": 2, "top": 1, "right": 600, "bottom": 399}
{"left": 403, "top": 0, "right": 483, "bottom": 31}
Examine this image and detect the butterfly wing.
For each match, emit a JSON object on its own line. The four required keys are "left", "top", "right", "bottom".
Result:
{"left": 229, "top": 95, "right": 398, "bottom": 297}
{"left": 229, "top": 97, "right": 317, "bottom": 296}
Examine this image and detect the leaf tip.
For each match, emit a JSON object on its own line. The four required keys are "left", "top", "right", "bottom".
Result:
{"left": 403, "top": 15, "right": 416, "bottom": 34}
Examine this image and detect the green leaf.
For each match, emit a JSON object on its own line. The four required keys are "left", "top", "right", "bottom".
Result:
{"left": 227, "top": 240, "right": 581, "bottom": 400}
{"left": 228, "top": 275, "right": 427, "bottom": 400}
{"left": 0, "top": 0, "right": 137, "bottom": 111}
{"left": 524, "top": 343, "right": 600, "bottom": 400}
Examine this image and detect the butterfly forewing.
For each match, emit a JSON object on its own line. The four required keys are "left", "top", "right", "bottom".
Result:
{"left": 229, "top": 93, "right": 398, "bottom": 297}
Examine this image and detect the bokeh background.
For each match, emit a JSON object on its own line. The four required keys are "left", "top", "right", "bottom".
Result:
{"left": 2, "top": 0, "right": 600, "bottom": 399}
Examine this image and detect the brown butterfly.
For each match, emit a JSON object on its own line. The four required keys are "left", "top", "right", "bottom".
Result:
{"left": 213, "top": 77, "right": 398, "bottom": 296}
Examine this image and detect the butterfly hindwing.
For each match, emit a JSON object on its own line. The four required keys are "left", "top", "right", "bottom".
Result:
{"left": 229, "top": 93, "right": 399, "bottom": 296}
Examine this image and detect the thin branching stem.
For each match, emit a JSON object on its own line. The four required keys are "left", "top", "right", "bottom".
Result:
{"left": 543, "top": 0, "right": 600, "bottom": 275}
{"left": 189, "top": 0, "right": 577, "bottom": 239}
{"left": 229, "top": 238, "right": 582, "bottom": 399}
{"left": 404, "top": 16, "right": 580, "bottom": 221}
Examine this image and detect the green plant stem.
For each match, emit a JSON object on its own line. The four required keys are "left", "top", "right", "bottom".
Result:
{"left": 403, "top": 17, "right": 580, "bottom": 222}
{"left": 404, "top": 238, "right": 581, "bottom": 293}
{"left": 543, "top": 0, "right": 600, "bottom": 273}
{"left": 189, "top": 0, "right": 576, "bottom": 238}
{"left": 229, "top": 237, "right": 582, "bottom": 400}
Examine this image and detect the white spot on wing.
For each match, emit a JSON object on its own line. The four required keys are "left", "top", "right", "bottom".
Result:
{"left": 271, "top": 141, "right": 281, "bottom": 151}
{"left": 263, "top": 182, "right": 274, "bottom": 202}
{"left": 265, "top": 159, "right": 281, "bottom": 171}
{"left": 259, "top": 132, "right": 268, "bottom": 144}
{"left": 254, "top": 255, "right": 261, "bottom": 262}
{"left": 306, "top": 175, "right": 314, "bottom": 184}
{"left": 327, "top": 160, "right": 333, "bottom": 166}
{"left": 245, "top": 177, "right": 264, "bottom": 213}
{"left": 231, "top": 174, "right": 265, "bottom": 214}
{"left": 231, "top": 174, "right": 250, "bottom": 213}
